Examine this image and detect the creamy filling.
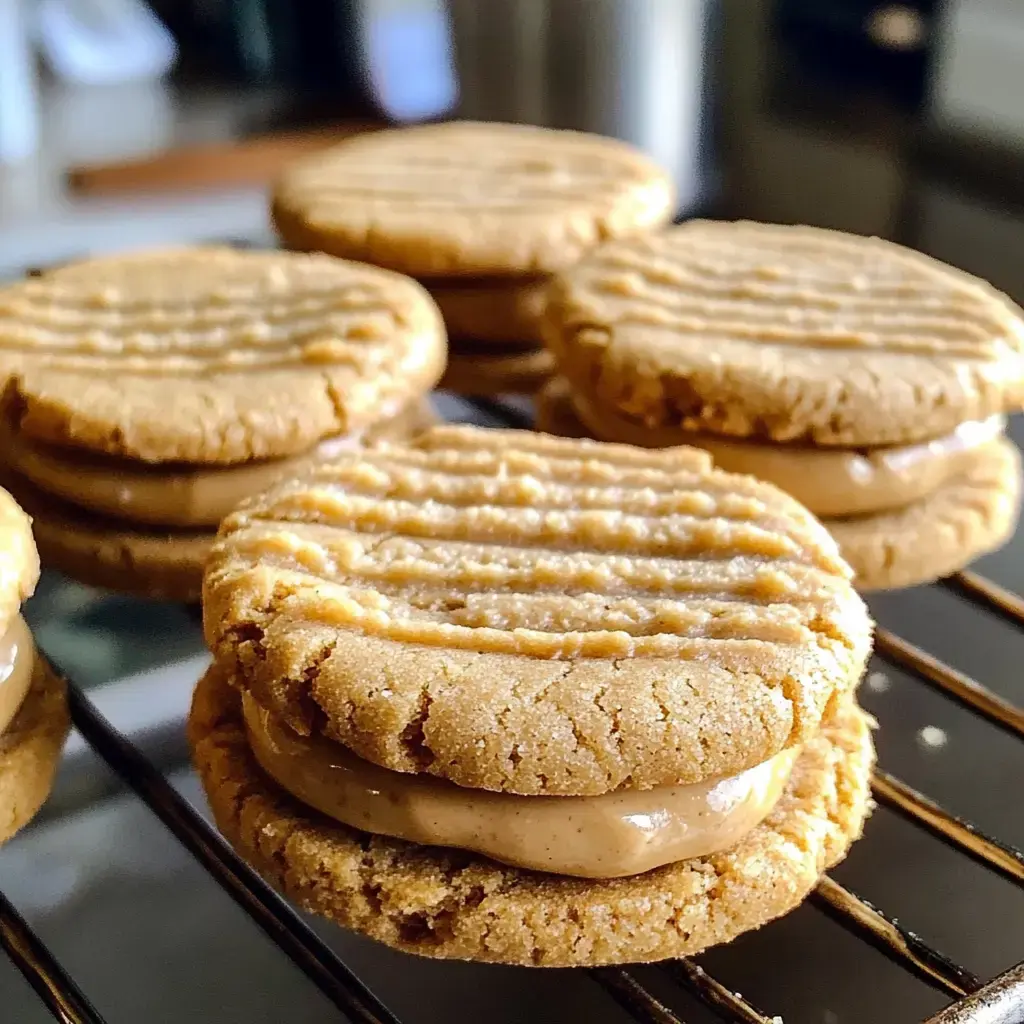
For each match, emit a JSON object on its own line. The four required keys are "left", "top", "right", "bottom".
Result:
{"left": 0, "top": 399, "right": 432, "bottom": 529}
{"left": 0, "top": 616, "right": 34, "bottom": 736}
{"left": 569, "top": 387, "right": 1006, "bottom": 518}
{"left": 243, "top": 694, "right": 797, "bottom": 879}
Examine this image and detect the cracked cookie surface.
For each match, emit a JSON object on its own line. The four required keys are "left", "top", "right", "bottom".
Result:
{"left": 204, "top": 425, "right": 872, "bottom": 795}
{"left": 272, "top": 121, "right": 676, "bottom": 277}
{"left": 543, "top": 220, "right": 1024, "bottom": 447}
{"left": 0, "top": 247, "right": 446, "bottom": 464}
{"left": 189, "top": 662, "right": 874, "bottom": 965}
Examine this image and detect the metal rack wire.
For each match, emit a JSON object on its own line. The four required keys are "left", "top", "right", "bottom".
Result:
{"left": 1, "top": 396, "right": 1022, "bottom": 1024}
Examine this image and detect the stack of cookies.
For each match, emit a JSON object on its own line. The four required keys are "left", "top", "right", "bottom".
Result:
{"left": 0, "top": 246, "right": 446, "bottom": 601}
{"left": 191, "top": 425, "right": 875, "bottom": 966}
{"left": 0, "top": 486, "right": 69, "bottom": 844}
{"left": 539, "top": 220, "right": 1024, "bottom": 590}
{"left": 271, "top": 121, "right": 676, "bottom": 397}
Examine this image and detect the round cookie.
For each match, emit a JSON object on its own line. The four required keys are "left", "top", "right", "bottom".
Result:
{"left": 829, "top": 436, "right": 1022, "bottom": 590}
{"left": 543, "top": 220, "right": 1024, "bottom": 447}
{"left": 0, "top": 656, "right": 70, "bottom": 845}
{"left": 189, "top": 662, "right": 874, "bottom": 966}
{"left": 0, "top": 247, "right": 446, "bottom": 464}
{"left": 204, "top": 425, "right": 872, "bottom": 796}
{"left": 440, "top": 347, "right": 555, "bottom": 397}
{"left": 427, "top": 278, "right": 551, "bottom": 347}
{"left": 272, "top": 121, "right": 676, "bottom": 277}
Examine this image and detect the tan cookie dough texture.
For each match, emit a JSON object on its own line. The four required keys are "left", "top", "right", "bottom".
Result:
{"left": 271, "top": 121, "right": 677, "bottom": 277}
{"left": 190, "top": 662, "right": 874, "bottom": 966}
{"left": 543, "top": 220, "right": 1024, "bottom": 447}
{"left": 204, "top": 425, "right": 872, "bottom": 797}
{"left": 0, "top": 247, "right": 446, "bottom": 464}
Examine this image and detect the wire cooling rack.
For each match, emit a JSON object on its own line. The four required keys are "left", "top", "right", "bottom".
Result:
{"left": 0, "top": 395, "right": 1022, "bottom": 1024}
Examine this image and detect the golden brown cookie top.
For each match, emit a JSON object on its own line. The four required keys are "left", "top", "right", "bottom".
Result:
{"left": 271, "top": 122, "right": 676, "bottom": 277}
{"left": 204, "top": 425, "right": 872, "bottom": 796}
{"left": 544, "top": 220, "right": 1024, "bottom": 446}
{"left": 0, "top": 487, "right": 38, "bottom": 633}
{"left": 0, "top": 247, "right": 446, "bottom": 464}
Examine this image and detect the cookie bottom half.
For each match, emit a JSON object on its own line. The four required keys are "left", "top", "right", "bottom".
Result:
{"left": 440, "top": 347, "right": 555, "bottom": 397}
{"left": 189, "top": 663, "right": 874, "bottom": 967}
{"left": 0, "top": 656, "right": 70, "bottom": 845}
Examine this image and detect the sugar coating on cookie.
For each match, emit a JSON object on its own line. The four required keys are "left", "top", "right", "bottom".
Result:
{"left": 544, "top": 220, "right": 1024, "bottom": 447}
{"left": 272, "top": 122, "right": 677, "bottom": 277}
{"left": 0, "top": 247, "right": 446, "bottom": 464}
{"left": 205, "top": 425, "right": 872, "bottom": 796}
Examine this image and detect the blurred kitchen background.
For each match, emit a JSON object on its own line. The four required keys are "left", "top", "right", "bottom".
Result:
{"left": 1, "top": 0, "right": 1022, "bottom": 297}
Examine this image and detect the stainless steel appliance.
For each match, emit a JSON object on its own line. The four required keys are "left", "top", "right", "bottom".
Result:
{"left": 445, "top": 0, "right": 716, "bottom": 213}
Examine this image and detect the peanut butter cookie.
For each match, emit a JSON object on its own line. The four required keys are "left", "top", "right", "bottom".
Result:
{"left": 0, "top": 247, "right": 446, "bottom": 465}
{"left": 204, "top": 425, "right": 871, "bottom": 796}
{"left": 272, "top": 122, "right": 676, "bottom": 278}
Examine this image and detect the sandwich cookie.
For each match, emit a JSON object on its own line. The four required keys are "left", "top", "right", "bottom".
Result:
{"left": 0, "top": 247, "right": 446, "bottom": 601}
{"left": 0, "top": 486, "right": 70, "bottom": 844}
{"left": 272, "top": 120, "right": 676, "bottom": 394}
{"left": 192, "top": 425, "right": 874, "bottom": 965}
{"left": 542, "top": 220, "right": 1024, "bottom": 589}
